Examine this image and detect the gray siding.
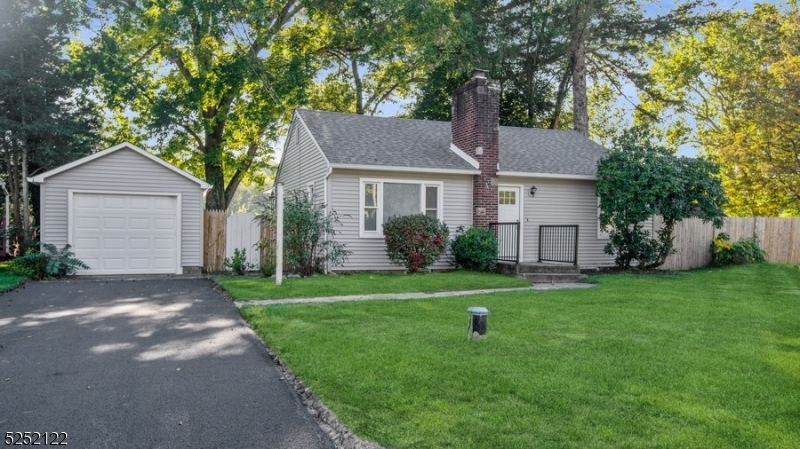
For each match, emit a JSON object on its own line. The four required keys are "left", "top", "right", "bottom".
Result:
{"left": 329, "top": 169, "right": 472, "bottom": 271}
{"left": 499, "top": 176, "right": 615, "bottom": 267}
{"left": 40, "top": 148, "right": 205, "bottom": 268}
{"left": 277, "top": 117, "right": 330, "bottom": 205}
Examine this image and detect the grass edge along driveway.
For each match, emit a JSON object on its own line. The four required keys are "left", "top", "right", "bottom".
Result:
{"left": 0, "top": 261, "right": 25, "bottom": 293}
{"left": 241, "top": 264, "right": 800, "bottom": 449}
{"left": 214, "top": 271, "right": 531, "bottom": 301}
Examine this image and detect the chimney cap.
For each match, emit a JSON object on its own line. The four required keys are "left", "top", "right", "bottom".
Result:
{"left": 471, "top": 69, "right": 489, "bottom": 79}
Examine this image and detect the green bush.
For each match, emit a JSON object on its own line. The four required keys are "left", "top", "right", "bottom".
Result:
{"left": 224, "top": 248, "right": 256, "bottom": 275}
{"left": 449, "top": 226, "right": 498, "bottom": 271}
{"left": 9, "top": 243, "right": 89, "bottom": 279}
{"left": 256, "top": 191, "right": 351, "bottom": 277}
{"left": 384, "top": 214, "right": 449, "bottom": 273}
{"left": 711, "top": 233, "right": 767, "bottom": 266}
{"left": 260, "top": 248, "right": 276, "bottom": 277}
{"left": 8, "top": 250, "right": 49, "bottom": 279}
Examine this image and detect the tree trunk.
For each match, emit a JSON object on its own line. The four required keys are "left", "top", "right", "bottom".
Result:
{"left": 550, "top": 63, "right": 572, "bottom": 129}
{"left": 351, "top": 57, "right": 364, "bottom": 115}
{"left": 571, "top": 37, "right": 589, "bottom": 137}
{"left": 21, "top": 144, "right": 29, "bottom": 241}
{"left": 204, "top": 154, "right": 226, "bottom": 211}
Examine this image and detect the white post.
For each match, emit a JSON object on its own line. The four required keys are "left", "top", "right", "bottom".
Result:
{"left": 275, "top": 183, "right": 284, "bottom": 286}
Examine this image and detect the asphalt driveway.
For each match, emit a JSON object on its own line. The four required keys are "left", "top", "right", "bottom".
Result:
{"left": 0, "top": 278, "right": 334, "bottom": 449}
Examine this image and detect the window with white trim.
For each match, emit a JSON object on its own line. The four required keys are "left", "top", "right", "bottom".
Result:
{"left": 360, "top": 179, "right": 443, "bottom": 237}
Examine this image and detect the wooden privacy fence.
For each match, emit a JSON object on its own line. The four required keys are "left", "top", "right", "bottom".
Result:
{"left": 204, "top": 210, "right": 227, "bottom": 272}
{"left": 657, "top": 216, "right": 800, "bottom": 270}
{"left": 204, "top": 210, "right": 273, "bottom": 272}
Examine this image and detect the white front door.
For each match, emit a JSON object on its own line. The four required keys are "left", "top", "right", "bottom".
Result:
{"left": 497, "top": 186, "right": 522, "bottom": 260}
{"left": 71, "top": 193, "right": 179, "bottom": 275}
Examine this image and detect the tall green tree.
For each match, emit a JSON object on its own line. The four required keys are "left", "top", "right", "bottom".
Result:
{"left": 644, "top": 2, "right": 800, "bottom": 216}
{"left": 77, "top": 0, "right": 328, "bottom": 210}
{"left": 308, "top": 0, "right": 456, "bottom": 115}
{"left": 0, "top": 0, "right": 101, "bottom": 249}
{"left": 410, "top": 0, "right": 712, "bottom": 136}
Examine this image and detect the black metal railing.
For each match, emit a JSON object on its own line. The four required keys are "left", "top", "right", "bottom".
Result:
{"left": 489, "top": 222, "right": 520, "bottom": 263}
{"left": 538, "top": 225, "right": 579, "bottom": 265}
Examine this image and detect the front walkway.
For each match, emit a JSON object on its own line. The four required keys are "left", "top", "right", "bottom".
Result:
{"left": 235, "top": 283, "right": 595, "bottom": 307}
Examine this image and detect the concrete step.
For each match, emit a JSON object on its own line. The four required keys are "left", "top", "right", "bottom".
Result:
{"left": 522, "top": 273, "right": 588, "bottom": 284}
{"left": 516, "top": 263, "right": 581, "bottom": 274}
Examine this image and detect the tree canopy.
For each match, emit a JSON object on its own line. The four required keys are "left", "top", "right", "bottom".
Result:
{"left": 76, "top": 0, "right": 329, "bottom": 210}
{"left": 643, "top": 1, "right": 800, "bottom": 216}
{"left": 0, "top": 0, "right": 101, "bottom": 248}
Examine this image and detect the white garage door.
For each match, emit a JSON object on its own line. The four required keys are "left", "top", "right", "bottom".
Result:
{"left": 71, "top": 193, "right": 179, "bottom": 275}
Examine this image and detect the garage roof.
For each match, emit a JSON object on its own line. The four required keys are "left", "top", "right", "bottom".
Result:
{"left": 28, "top": 142, "right": 212, "bottom": 189}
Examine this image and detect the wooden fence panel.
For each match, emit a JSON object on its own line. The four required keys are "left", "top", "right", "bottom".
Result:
{"left": 203, "top": 210, "right": 226, "bottom": 272}
{"left": 259, "top": 224, "right": 275, "bottom": 263}
{"left": 225, "top": 212, "right": 262, "bottom": 268}
{"left": 661, "top": 216, "right": 800, "bottom": 270}
{"left": 659, "top": 217, "right": 714, "bottom": 271}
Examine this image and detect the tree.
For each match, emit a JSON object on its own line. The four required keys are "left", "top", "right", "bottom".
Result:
{"left": 408, "top": 0, "right": 712, "bottom": 136}
{"left": 596, "top": 126, "right": 726, "bottom": 269}
{"left": 77, "top": 0, "right": 328, "bottom": 210}
{"left": 644, "top": 2, "right": 800, "bottom": 216}
{"left": 308, "top": 0, "right": 456, "bottom": 116}
{"left": 0, "top": 0, "right": 101, "bottom": 250}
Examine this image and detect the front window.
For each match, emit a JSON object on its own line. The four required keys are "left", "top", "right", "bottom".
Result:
{"left": 364, "top": 182, "right": 378, "bottom": 231}
{"left": 360, "top": 179, "right": 442, "bottom": 237}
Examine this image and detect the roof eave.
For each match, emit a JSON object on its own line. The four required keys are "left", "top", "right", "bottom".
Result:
{"left": 497, "top": 171, "right": 597, "bottom": 181}
{"left": 29, "top": 142, "right": 212, "bottom": 189}
{"left": 330, "top": 163, "right": 480, "bottom": 175}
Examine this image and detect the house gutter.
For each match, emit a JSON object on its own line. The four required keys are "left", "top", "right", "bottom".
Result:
{"left": 497, "top": 171, "right": 597, "bottom": 181}
{"left": 329, "top": 163, "right": 480, "bottom": 176}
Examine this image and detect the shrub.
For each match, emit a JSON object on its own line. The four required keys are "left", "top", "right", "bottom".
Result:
{"left": 9, "top": 243, "right": 89, "bottom": 279}
{"left": 711, "top": 233, "right": 767, "bottom": 266}
{"left": 384, "top": 214, "right": 449, "bottom": 273}
{"left": 224, "top": 248, "right": 256, "bottom": 275}
{"left": 449, "top": 226, "right": 498, "bottom": 271}
{"left": 597, "top": 125, "right": 726, "bottom": 269}
{"left": 255, "top": 191, "right": 351, "bottom": 277}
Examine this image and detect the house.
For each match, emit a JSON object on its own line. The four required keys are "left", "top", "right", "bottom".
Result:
{"left": 29, "top": 143, "right": 211, "bottom": 275}
{"left": 276, "top": 69, "right": 615, "bottom": 271}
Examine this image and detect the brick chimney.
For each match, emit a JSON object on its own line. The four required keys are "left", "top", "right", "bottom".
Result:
{"left": 451, "top": 69, "right": 500, "bottom": 228}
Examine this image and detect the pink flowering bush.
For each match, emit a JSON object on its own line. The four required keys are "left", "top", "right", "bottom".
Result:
{"left": 383, "top": 214, "right": 449, "bottom": 273}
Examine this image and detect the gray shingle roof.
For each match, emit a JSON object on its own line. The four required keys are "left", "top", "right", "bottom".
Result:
{"left": 296, "top": 109, "right": 607, "bottom": 176}
{"left": 499, "top": 127, "right": 607, "bottom": 176}
{"left": 297, "top": 109, "right": 475, "bottom": 171}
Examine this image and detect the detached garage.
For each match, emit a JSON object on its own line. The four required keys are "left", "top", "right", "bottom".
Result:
{"left": 29, "top": 143, "right": 211, "bottom": 275}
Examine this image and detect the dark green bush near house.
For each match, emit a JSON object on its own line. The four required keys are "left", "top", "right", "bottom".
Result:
{"left": 449, "top": 226, "right": 498, "bottom": 271}
{"left": 711, "top": 233, "right": 767, "bottom": 266}
{"left": 9, "top": 243, "right": 89, "bottom": 279}
{"left": 384, "top": 214, "right": 449, "bottom": 273}
{"left": 224, "top": 248, "right": 255, "bottom": 275}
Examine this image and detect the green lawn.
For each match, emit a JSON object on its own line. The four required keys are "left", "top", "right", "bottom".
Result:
{"left": 241, "top": 264, "right": 800, "bottom": 448}
{"left": 0, "top": 261, "right": 25, "bottom": 292}
{"left": 214, "top": 271, "right": 531, "bottom": 300}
